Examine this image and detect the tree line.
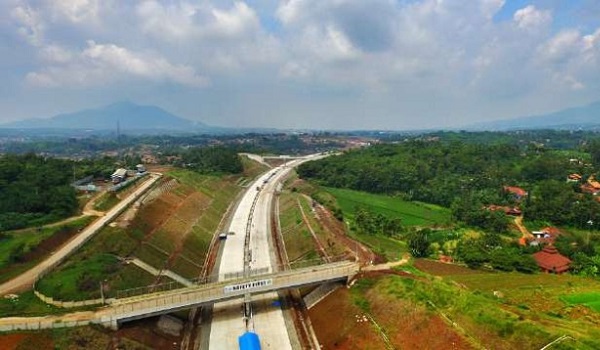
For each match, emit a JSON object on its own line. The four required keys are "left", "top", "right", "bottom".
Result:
{"left": 298, "top": 139, "right": 600, "bottom": 229}
{"left": 0, "top": 154, "right": 78, "bottom": 230}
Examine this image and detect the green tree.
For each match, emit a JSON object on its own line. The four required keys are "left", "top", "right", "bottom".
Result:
{"left": 408, "top": 229, "right": 431, "bottom": 258}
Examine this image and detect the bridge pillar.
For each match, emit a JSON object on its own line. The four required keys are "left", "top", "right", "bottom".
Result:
{"left": 98, "top": 316, "right": 119, "bottom": 330}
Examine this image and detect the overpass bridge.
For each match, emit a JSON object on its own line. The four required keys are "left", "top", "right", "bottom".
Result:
{"left": 0, "top": 260, "right": 359, "bottom": 332}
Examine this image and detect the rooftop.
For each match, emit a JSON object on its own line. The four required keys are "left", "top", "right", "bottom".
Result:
{"left": 533, "top": 246, "right": 571, "bottom": 273}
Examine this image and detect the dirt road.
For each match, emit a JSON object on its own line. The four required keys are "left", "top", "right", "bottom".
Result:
{"left": 514, "top": 215, "right": 532, "bottom": 245}
{"left": 0, "top": 174, "right": 161, "bottom": 296}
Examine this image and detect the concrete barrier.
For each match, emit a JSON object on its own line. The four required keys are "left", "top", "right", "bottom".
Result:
{"left": 34, "top": 290, "right": 105, "bottom": 308}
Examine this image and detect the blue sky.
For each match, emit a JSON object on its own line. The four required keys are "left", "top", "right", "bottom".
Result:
{"left": 495, "top": 0, "right": 600, "bottom": 32}
{"left": 1, "top": 0, "right": 600, "bottom": 130}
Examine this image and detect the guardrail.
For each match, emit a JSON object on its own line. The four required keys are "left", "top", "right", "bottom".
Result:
{"left": 105, "top": 260, "right": 359, "bottom": 325}
{"left": 0, "top": 261, "right": 359, "bottom": 332}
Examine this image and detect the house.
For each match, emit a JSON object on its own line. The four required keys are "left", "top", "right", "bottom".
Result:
{"left": 588, "top": 176, "right": 600, "bottom": 190}
{"left": 541, "top": 227, "right": 561, "bottom": 239}
{"left": 136, "top": 164, "right": 146, "bottom": 173}
{"left": 532, "top": 231, "right": 547, "bottom": 239}
{"left": 532, "top": 245, "right": 571, "bottom": 274}
{"left": 486, "top": 205, "right": 522, "bottom": 216}
{"left": 584, "top": 175, "right": 600, "bottom": 194}
{"left": 110, "top": 168, "right": 127, "bottom": 184}
{"left": 439, "top": 255, "right": 453, "bottom": 263}
{"left": 504, "top": 186, "right": 528, "bottom": 200}
{"left": 530, "top": 227, "right": 562, "bottom": 246}
{"left": 567, "top": 173, "right": 582, "bottom": 183}
{"left": 506, "top": 207, "right": 522, "bottom": 216}
{"left": 581, "top": 183, "right": 600, "bottom": 196}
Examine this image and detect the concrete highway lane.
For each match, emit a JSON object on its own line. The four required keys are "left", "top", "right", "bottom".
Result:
{"left": 208, "top": 155, "right": 323, "bottom": 349}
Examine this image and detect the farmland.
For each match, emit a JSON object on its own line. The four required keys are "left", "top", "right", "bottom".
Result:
{"left": 313, "top": 264, "right": 600, "bottom": 350}
{"left": 562, "top": 293, "right": 600, "bottom": 312}
{"left": 0, "top": 216, "right": 96, "bottom": 285}
{"left": 324, "top": 187, "right": 451, "bottom": 227}
{"left": 411, "top": 259, "right": 600, "bottom": 349}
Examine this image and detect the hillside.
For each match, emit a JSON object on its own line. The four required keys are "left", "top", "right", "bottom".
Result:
{"left": 471, "top": 100, "right": 600, "bottom": 130}
{"left": 2, "top": 101, "right": 204, "bottom": 131}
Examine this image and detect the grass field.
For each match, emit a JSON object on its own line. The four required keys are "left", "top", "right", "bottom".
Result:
{"left": 278, "top": 192, "right": 319, "bottom": 262}
{"left": 0, "top": 216, "right": 96, "bottom": 284}
{"left": 35, "top": 168, "right": 247, "bottom": 301}
{"left": 0, "top": 291, "right": 65, "bottom": 317}
{"left": 348, "top": 230, "right": 407, "bottom": 261}
{"left": 324, "top": 187, "right": 451, "bottom": 227}
{"left": 36, "top": 254, "right": 120, "bottom": 300}
{"left": 561, "top": 292, "right": 600, "bottom": 312}
{"left": 93, "top": 192, "right": 120, "bottom": 211}
{"left": 410, "top": 260, "right": 600, "bottom": 348}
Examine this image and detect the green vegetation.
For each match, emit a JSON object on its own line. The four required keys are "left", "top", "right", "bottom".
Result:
{"left": 0, "top": 216, "right": 95, "bottom": 284}
{"left": 325, "top": 187, "right": 450, "bottom": 227}
{"left": 93, "top": 192, "right": 120, "bottom": 211}
{"left": 0, "top": 154, "right": 78, "bottom": 230}
{"left": 350, "top": 231, "right": 407, "bottom": 261}
{"left": 298, "top": 141, "right": 600, "bottom": 230}
{"left": 180, "top": 146, "right": 243, "bottom": 174}
{"left": 36, "top": 254, "right": 120, "bottom": 300}
{"left": 240, "top": 155, "right": 270, "bottom": 179}
{"left": 0, "top": 291, "right": 63, "bottom": 317}
{"left": 561, "top": 292, "right": 600, "bottom": 312}
{"left": 37, "top": 168, "right": 243, "bottom": 300}
{"left": 358, "top": 269, "right": 600, "bottom": 349}
{"left": 298, "top": 139, "right": 600, "bottom": 273}
{"left": 278, "top": 192, "right": 320, "bottom": 263}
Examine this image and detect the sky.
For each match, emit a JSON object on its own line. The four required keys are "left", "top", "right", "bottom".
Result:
{"left": 1, "top": 0, "right": 600, "bottom": 130}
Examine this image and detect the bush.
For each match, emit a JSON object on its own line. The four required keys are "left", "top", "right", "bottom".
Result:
{"left": 408, "top": 230, "right": 431, "bottom": 257}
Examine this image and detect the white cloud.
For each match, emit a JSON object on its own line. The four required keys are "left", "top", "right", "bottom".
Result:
{"left": 48, "top": 0, "right": 102, "bottom": 23}
{"left": 136, "top": 1, "right": 199, "bottom": 40}
{"left": 11, "top": 3, "right": 44, "bottom": 46}
{"left": 27, "top": 41, "right": 209, "bottom": 87}
{"left": 513, "top": 5, "right": 552, "bottom": 30}
{"left": 583, "top": 28, "right": 600, "bottom": 51}
{"left": 539, "top": 30, "right": 582, "bottom": 63}
{"left": 535, "top": 28, "right": 600, "bottom": 91}
{"left": 4, "top": 0, "right": 600, "bottom": 128}
{"left": 40, "top": 44, "right": 74, "bottom": 63}
{"left": 209, "top": 2, "right": 259, "bottom": 38}
{"left": 136, "top": 1, "right": 260, "bottom": 41}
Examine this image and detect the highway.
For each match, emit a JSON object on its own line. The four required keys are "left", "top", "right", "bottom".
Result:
{"left": 0, "top": 261, "right": 359, "bottom": 332}
{"left": 208, "top": 154, "right": 325, "bottom": 349}
{"left": 0, "top": 173, "right": 161, "bottom": 295}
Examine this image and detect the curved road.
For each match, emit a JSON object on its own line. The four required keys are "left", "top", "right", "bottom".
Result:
{"left": 208, "top": 154, "right": 326, "bottom": 349}
{"left": 0, "top": 174, "right": 161, "bottom": 296}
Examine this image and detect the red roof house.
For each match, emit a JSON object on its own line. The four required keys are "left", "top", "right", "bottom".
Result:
{"left": 504, "top": 186, "right": 528, "bottom": 199}
{"left": 541, "top": 227, "right": 561, "bottom": 239}
{"left": 485, "top": 205, "right": 522, "bottom": 216}
{"left": 439, "top": 255, "right": 453, "bottom": 263}
{"left": 532, "top": 246, "right": 571, "bottom": 274}
{"left": 582, "top": 183, "right": 600, "bottom": 196}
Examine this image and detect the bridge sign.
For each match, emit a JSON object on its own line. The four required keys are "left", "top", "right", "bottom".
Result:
{"left": 224, "top": 279, "right": 273, "bottom": 293}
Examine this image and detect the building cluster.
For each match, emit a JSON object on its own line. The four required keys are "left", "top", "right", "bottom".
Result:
{"left": 110, "top": 164, "right": 146, "bottom": 184}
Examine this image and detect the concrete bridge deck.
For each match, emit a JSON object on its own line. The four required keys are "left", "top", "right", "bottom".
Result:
{"left": 0, "top": 260, "right": 359, "bottom": 332}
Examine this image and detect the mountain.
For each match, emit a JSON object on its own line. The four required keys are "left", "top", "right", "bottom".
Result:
{"left": 470, "top": 101, "right": 600, "bottom": 131}
{"left": 3, "top": 101, "right": 205, "bottom": 131}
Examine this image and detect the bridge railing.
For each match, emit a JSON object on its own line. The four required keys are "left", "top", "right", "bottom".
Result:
{"left": 109, "top": 261, "right": 359, "bottom": 320}
{"left": 114, "top": 256, "right": 352, "bottom": 300}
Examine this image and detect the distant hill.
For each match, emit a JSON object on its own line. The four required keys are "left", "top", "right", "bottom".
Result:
{"left": 470, "top": 100, "right": 600, "bottom": 131}
{"left": 2, "top": 101, "right": 205, "bottom": 131}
